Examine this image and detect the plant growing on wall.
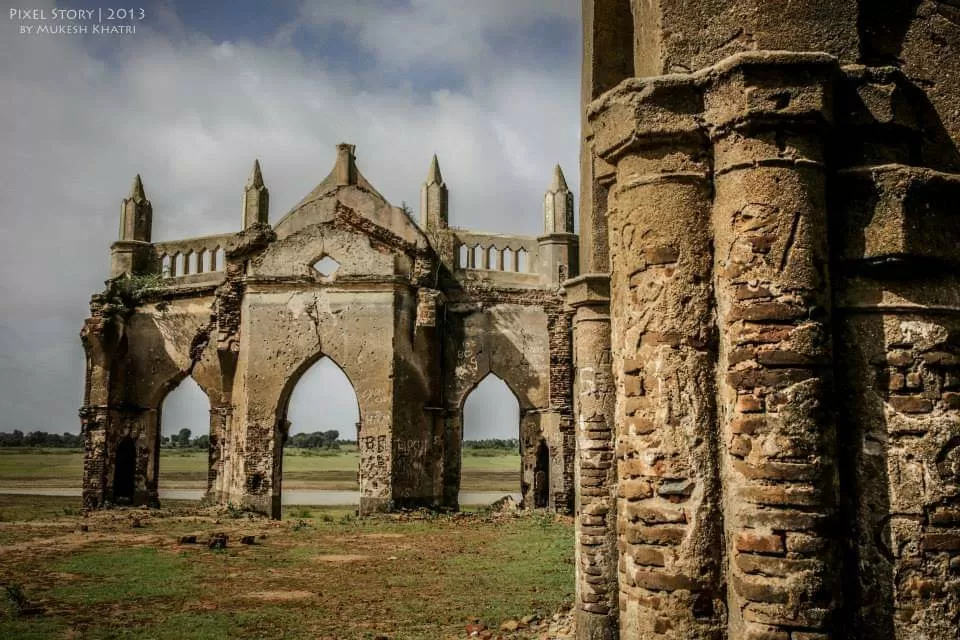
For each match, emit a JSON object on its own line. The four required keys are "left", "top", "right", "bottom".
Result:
{"left": 99, "top": 273, "right": 168, "bottom": 319}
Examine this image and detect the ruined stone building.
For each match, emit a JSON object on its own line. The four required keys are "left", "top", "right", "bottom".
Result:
{"left": 80, "top": 0, "right": 960, "bottom": 638}
{"left": 571, "top": 1, "right": 960, "bottom": 639}
{"left": 80, "top": 144, "right": 578, "bottom": 517}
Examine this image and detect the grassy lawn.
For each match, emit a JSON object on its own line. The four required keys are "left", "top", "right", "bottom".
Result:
{"left": 0, "top": 448, "right": 522, "bottom": 492}
{"left": 0, "top": 496, "right": 573, "bottom": 639}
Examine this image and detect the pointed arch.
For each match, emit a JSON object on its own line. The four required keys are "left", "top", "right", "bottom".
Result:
{"left": 462, "top": 372, "right": 521, "bottom": 442}
{"left": 284, "top": 355, "right": 360, "bottom": 441}
{"left": 275, "top": 351, "right": 362, "bottom": 429}
{"left": 273, "top": 351, "right": 363, "bottom": 515}
{"left": 455, "top": 362, "right": 537, "bottom": 414}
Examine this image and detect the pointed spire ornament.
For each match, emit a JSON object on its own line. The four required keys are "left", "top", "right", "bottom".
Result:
{"left": 129, "top": 174, "right": 147, "bottom": 202}
{"left": 420, "top": 153, "right": 449, "bottom": 231}
{"left": 246, "top": 159, "right": 264, "bottom": 189}
{"left": 426, "top": 154, "right": 444, "bottom": 186}
{"left": 120, "top": 174, "right": 152, "bottom": 242}
{"left": 544, "top": 164, "right": 574, "bottom": 234}
{"left": 550, "top": 164, "right": 569, "bottom": 192}
{"left": 242, "top": 159, "right": 269, "bottom": 228}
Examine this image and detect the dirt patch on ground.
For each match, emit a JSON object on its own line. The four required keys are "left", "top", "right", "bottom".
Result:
{"left": 0, "top": 531, "right": 169, "bottom": 557}
{"left": 311, "top": 554, "right": 369, "bottom": 563}
{"left": 244, "top": 590, "right": 317, "bottom": 601}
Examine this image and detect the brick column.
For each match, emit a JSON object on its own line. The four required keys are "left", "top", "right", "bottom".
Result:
{"left": 568, "top": 274, "right": 617, "bottom": 640}
{"left": 79, "top": 315, "right": 119, "bottom": 510}
{"left": 591, "top": 78, "right": 724, "bottom": 640}
{"left": 706, "top": 53, "right": 842, "bottom": 639}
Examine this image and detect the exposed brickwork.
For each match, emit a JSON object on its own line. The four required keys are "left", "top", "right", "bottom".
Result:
{"left": 584, "top": 3, "right": 960, "bottom": 636}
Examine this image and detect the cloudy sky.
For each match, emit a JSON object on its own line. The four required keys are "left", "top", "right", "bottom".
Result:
{"left": 0, "top": 0, "right": 581, "bottom": 440}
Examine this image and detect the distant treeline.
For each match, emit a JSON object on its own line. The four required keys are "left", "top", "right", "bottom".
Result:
{"left": 0, "top": 430, "right": 82, "bottom": 448}
{"left": 284, "top": 430, "right": 345, "bottom": 449}
{"left": 463, "top": 438, "right": 519, "bottom": 450}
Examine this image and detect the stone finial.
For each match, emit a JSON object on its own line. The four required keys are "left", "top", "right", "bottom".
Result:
{"left": 420, "top": 153, "right": 448, "bottom": 231}
{"left": 544, "top": 164, "right": 574, "bottom": 234}
{"left": 120, "top": 174, "right": 152, "bottom": 242}
{"left": 551, "top": 164, "right": 569, "bottom": 191}
{"left": 335, "top": 143, "right": 358, "bottom": 186}
{"left": 243, "top": 159, "right": 269, "bottom": 228}
{"left": 246, "top": 159, "right": 265, "bottom": 189}
{"left": 426, "top": 154, "right": 444, "bottom": 186}
{"left": 129, "top": 174, "right": 147, "bottom": 202}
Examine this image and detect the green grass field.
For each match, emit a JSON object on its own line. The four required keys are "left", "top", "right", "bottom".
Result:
{"left": 0, "top": 496, "right": 573, "bottom": 639}
{"left": 0, "top": 448, "right": 521, "bottom": 492}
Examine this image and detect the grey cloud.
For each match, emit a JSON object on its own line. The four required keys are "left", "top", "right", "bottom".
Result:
{"left": 0, "top": 0, "right": 580, "bottom": 434}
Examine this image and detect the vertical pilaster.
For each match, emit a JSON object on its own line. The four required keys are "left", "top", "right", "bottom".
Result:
{"left": 79, "top": 315, "right": 121, "bottom": 510}
{"left": 568, "top": 275, "right": 618, "bottom": 640}
{"left": 706, "top": 53, "right": 841, "bottom": 639}
{"left": 580, "top": 0, "right": 633, "bottom": 275}
{"left": 591, "top": 78, "right": 724, "bottom": 640}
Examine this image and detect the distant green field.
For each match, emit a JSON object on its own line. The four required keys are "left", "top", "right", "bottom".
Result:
{"left": 0, "top": 447, "right": 521, "bottom": 491}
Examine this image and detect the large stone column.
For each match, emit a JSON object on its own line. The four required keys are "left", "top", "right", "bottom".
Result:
{"left": 590, "top": 78, "right": 724, "bottom": 640}
{"left": 568, "top": 274, "right": 617, "bottom": 640}
{"left": 706, "top": 53, "right": 842, "bottom": 639}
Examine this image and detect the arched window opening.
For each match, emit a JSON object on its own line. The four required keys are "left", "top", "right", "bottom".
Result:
{"left": 472, "top": 245, "right": 483, "bottom": 269}
{"left": 458, "top": 244, "right": 469, "bottom": 269}
{"left": 284, "top": 356, "right": 361, "bottom": 508}
{"left": 462, "top": 374, "right": 521, "bottom": 498}
{"left": 502, "top": 248, "right": 515, "bottom": 272}
{"left": 517, "top": 248, "right": 529, "bottom": 273}
{"left": 487, "top": 246, "right": 499, "bottom": 270}
{"left": 159, "top": 376, "right": 210, "bottom": 494}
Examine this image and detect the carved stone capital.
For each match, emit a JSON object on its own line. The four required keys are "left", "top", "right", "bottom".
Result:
{"left": 587, "top": 75, "right": 705, "bottom": 163}
{"left": 703, "top": 51, "right": 839, "bottom": 136}
{"left": 565, "top": 273, "right": 610, "bottom": 310}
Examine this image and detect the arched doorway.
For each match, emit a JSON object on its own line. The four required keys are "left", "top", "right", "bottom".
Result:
{"left": 158, "top": 376, "right": 210, "bottom": 498}
{"left": 280, "top": 356, "right": 361, "bottom": 514}
{"left": 462, "top": 373, "right": 522, "bottom": 503}
{"left": 113, "top": 436, "right": 136, "bottom": 503}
